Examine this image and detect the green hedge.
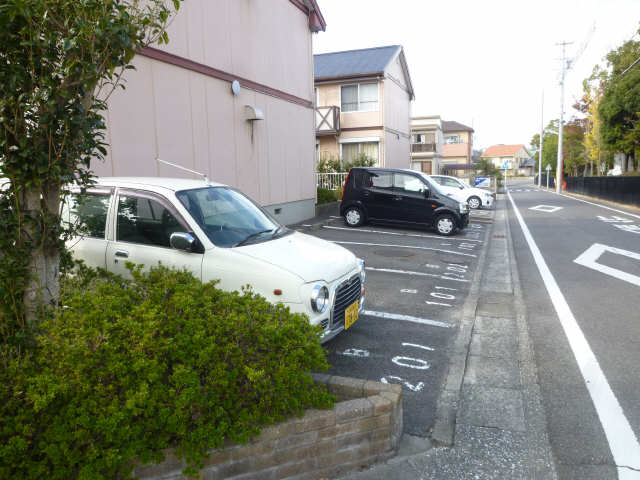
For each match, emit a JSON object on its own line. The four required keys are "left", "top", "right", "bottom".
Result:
{"left": 0, "top": 265, "right": 333, "bottom": 479}
{"left": 316, "top": 187, "right": 336, "bottom": 205}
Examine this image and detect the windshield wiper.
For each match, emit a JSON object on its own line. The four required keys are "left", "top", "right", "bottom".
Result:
{"left": 234, "top": 229, "right": 274, "bottom": 247}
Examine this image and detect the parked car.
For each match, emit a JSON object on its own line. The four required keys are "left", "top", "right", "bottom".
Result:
{"left": 428, "top": 175, "right": 494, "bottom": 209}
{"left": 340, "top": 167, "right": 469, "bottom": 236}
{"left": 61, "top": 177, "right": 365, "bottom": 343}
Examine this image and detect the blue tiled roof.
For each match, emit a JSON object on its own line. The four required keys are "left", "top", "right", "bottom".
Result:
{"left": 314, "top": 45, "right": 402, "bottom": 79}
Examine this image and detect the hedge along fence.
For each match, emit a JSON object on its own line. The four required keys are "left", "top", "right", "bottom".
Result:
{"left": 565, "top": 176, "right": 640, "bottom": 207}
{"left": 0, "top": 265, "right": 334, "bottom": 479}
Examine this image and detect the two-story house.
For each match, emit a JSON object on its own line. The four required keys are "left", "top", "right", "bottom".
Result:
{"left": 410, "top": 115, "right": 443, "bottom": 174}
{"left": 481, "top": 144, "right": 531, "bottom": 175}
{"left": 92, "top": 0, "right": 325, "bottom": 225}
{"left": 314, "top": 45, "right": 414, "bottom": 169}
{"left": 441, "top": 120, "right": 474, "bottom": 176}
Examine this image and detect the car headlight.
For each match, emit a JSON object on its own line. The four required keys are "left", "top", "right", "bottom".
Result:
{"left": 310, "top": 285, "right": 329, "bottom": 313}
{"left": 459, "top": 202, "right": 468, "bottom": 213}
{"left": 358, "top": 258, "right": 366, "bottom": 283}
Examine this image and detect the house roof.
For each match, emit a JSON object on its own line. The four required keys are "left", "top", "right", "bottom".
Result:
{"left": 314, "top": 45, "right": 402, "bottom": 79}
{"left": 442, "top": 120, "right": 474, "bottom": 133}
{"left": 481, "top": 144, "right": 528, "bottom": 157}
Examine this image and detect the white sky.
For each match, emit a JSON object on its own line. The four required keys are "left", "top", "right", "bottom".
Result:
{"left": 312, "top": 0, "right": 640, "bottom": 151}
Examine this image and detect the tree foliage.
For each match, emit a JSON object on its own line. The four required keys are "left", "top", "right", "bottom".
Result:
{"left": 0, "top": 0, "right": 181, "bottom": 354}
{"left": 530, "top": 119, "right": 559, "bottom": 172}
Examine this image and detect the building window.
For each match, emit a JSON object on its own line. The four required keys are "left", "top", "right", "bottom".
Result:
{"left": 341, "top": 83, "right": 378, "bottom": 112}
{"left": 341, "top": 141, "right": 379, "bottom": 165}
{"left": 445, "top": 135, "right": 462, "bottom": 144}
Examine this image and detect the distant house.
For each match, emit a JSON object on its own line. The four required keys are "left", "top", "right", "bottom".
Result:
{"left": 441, "top": 120, "right": 474, "bottom": 176}
{"left": 481, "top": 144, "right": 531, "bottom": 175}
{"left": 92, "top": 0, "right": 326, "bottom": 225}
{"left": 410, "top": 115, "right": 443, "bottom": 174}
{"left": 314, "top": 45, "right": 415, "bottom": 169}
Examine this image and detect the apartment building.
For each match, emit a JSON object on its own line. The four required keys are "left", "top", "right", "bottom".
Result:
{"left": 410, "top": 116, "right": 443, "bottom": 175}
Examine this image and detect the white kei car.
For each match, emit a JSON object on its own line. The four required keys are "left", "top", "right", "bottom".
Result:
{"left": 62, "top": 177, "right": 365, "bottom": 343}
{"left": 428, "top": 175, "right": 494, "bottom": 209}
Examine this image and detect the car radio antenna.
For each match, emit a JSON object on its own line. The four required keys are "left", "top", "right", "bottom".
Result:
{"left": 156, "top": 158, "right": 212, "bottom": 185}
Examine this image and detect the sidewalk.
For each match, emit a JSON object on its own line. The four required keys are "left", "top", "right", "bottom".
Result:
{"left": 337, "top": 196, "right": 557, "bottom": 480}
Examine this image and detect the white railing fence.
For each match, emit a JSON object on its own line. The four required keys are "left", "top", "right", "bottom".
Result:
{"left": 315, "top": 172, "right": 348, "bottom": 190}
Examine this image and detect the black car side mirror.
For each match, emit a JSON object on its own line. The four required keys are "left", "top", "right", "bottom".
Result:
{"left": 424, "top": 189, "right": 430, "bottom": 198}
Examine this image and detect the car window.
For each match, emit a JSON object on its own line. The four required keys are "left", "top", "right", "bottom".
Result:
{"left": 394, "top": 174, "right": 428, "bottom": 196}
{"left": 116, "top": 194, "right": 186, "bottom": 248}
{"left": 176, "top": 187, "right": 282, "bottom": 248}
{"left": 362, "top": 171, "right": 393, "bottom": 191}
{"left": 431, "top": 176, "right": 445, "bottom": 185}
{"left": 443, "top": 177, "right": 462, "bottom": 187}
{"left": 62, "top": 193, "right": 110, "bottom": 239}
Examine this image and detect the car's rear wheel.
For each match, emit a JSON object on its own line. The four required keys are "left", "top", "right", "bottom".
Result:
{"left": 467, "top": 196, "right": 481, "bottom": 209}
{"left": 344, "top": 207, "right": 364, "bottom": 227}
{"left": 435, "top": 214, "right": 456, "bottom": 236}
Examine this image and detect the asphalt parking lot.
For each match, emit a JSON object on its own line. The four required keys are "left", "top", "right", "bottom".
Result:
{"left": 298, "top": 210, "right": 494, "bottom": 437}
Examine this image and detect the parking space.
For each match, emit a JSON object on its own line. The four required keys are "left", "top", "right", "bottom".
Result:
{"left": 298, "top": 213, "right": 492, "bottom": 437}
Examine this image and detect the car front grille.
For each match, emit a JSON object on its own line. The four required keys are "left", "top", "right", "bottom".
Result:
{"left": 321, "top": 318, "right": 329, "bottom": 330}
{"left": 331, "top": 275, "right": 361, "bottom": 328}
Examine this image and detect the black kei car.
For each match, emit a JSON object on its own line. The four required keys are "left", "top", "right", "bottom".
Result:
{"left": 340, "top": 167, "right": 469, "bottom": 236}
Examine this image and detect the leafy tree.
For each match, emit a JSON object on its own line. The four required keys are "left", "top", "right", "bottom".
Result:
{"left": 599, "top": 24, "right": 640, "bottom": 172}
{"left": 0, "top": 0, "right": 181, "bottom": 352}
{"left": 530, "top": 119, "right": 559, "bottom": 173}
{"left": 563, "top": 118, "right": 587, "bottom": 176}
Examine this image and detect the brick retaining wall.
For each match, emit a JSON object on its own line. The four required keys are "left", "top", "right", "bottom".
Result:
{"left": 134, "top": 375, "right": 403, "bottom": 480}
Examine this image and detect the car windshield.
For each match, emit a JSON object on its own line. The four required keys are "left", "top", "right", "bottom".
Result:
{"left": 415, "top": 172, "right": 447, "bottom": 196}
{"left": 176, "top": 186, "right": 286, "bottom": 248}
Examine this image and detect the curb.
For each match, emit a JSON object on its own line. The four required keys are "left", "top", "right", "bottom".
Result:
{"left": 430, "top": 205, "right": 495, "bottom": 446}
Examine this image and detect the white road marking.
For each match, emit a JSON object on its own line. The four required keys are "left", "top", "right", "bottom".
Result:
{"left": 338, "top": 348, "right": 370, "bottom": 358}
{"left": 508, "top": 191, "right": 640, "bottom": 477}
{"left": 402, "top": 342, "right": 434, "bottom": 351}
{"left": 392, "top": 356, "right": 430, "bottom": 370}
{"left": 362, "top": 310, "right": 452, "bottom": 328}
{"left": 322, "top": 225, "right": 483, "bottom": 242}
{"left": 380, "top": 376, "right": 424, "bottom": 392}
{"left": 401, "top": 288, "right": 418, "bottom": 294}
{"left": 574, "top": 243, "right": 640, "bottom": 287}
{"left": 365, "top": 267, "right": 469, "bottom": 282}
{"left": 425, "top": 300, "right": 452, "bottom": 307}
{"left": 332, "top": 240, "right": 477, "bottom": 258}
{"left": 435, "top": 286, "right": 457, "bottom": 291}
{"left": 550, "top": 191, "right": 640, "bottom": 220}
{"left": 597, "top": 215, "right": 633, "bottom": 223}
{"left": 529, "top": 205, "right": 563, "bottom": 213}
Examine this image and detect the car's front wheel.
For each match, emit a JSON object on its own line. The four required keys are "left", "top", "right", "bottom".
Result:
{"left": 467, "top": 196, "right": 481, "bottom": 209}
{"left": 435, "top": 214, "right": 456, "bottom": 236}
{"left": 344, "top": 206, "right": 364, "bottom": 227}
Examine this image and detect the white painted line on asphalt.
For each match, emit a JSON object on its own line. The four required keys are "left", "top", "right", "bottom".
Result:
{"left": 323, "top": 225, "right": 483, "bottom": 242}
{"left": 365, "top": 267, "right": 469, "bottom": 282}
{"left": 529, "top": 205, "right": 563, "bottom": 213}
{"left": 362, "top": 309, "right": 453, "bottom": 328}
{"left": 332, "top": 241, "right": 477, "bottom": 258}
{"left": 547, "top": 191, "right": 640, "bottom": 220}
{"left": 508, "top": 191, "right": 640, "bottom": 477}
{"left": 402, "top": 342, "right": 434, "bottom": 351}
{"left": 574, "top": 243, "right": 640, "bottom": 287}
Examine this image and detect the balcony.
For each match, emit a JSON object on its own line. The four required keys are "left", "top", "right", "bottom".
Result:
{"left": 316, "top": 106, "right": 340, "bottom": 136}
{"left": 411, "top": 143, "right": 436, "bottom": 153}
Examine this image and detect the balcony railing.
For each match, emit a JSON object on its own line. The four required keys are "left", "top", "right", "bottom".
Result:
{"left": 316, "top": 106, "right": 340, "bottom": 135}
{"left": 315, "top": 172, "right": 348, "bottom": 190}
{"left": 411, "top": 143, "right": 437, "bottom": 153}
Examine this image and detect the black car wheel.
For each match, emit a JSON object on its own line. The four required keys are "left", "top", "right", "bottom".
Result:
{"left": 344, "top": 207, "right": 364, "bottom": 227}
{"left": 435, "top": 214, "right": 456, "bottom": 236}
{"left": 467, "top": 196, "right": 481, "bottom": 209}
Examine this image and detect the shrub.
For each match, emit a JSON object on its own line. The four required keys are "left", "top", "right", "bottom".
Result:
{"left": 0, "top": 265, "right": 333, "bottom": 479}
{"left": 317, "top": 187, "right": 337, "bottom": 205}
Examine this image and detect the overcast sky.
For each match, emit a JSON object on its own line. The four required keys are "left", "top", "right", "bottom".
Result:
{"left": 312, "top": 0, "right": 640, "bottom": 152}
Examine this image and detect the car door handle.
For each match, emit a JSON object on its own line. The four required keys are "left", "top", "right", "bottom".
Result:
{"left": 114, "top": 250, "right": 129, "bottom": 258}
{"left": 362, "top": 191, "right": 370, "bottom": 197}
{"left": 392, "top": 196, "right": 403, "bottom": 201}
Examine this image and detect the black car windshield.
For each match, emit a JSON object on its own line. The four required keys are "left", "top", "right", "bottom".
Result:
{"left": 176, "top": 187, "right": 285, "bottom": 248}
{"left": 415, "top": 172, "right": 447, "bottom": 196}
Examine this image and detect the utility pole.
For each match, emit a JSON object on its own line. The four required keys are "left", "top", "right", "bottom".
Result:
{"left": 538, "top": 91, "right": 544, "bottom": 187}
{"left": 555, "top": 41, "right": 573, "bottom": 194}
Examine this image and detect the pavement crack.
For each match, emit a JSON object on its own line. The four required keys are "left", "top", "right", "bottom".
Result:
{"left": 618, "top": 465, "right": 640, "bottom": 472}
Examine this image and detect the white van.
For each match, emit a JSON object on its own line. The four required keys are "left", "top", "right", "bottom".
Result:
{"left": 62, "top": 177, "right": 365, "bottom": 343}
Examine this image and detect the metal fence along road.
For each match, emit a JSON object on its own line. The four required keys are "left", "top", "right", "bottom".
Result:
{"left": 566, "top": 176, "right": 640, "bottom": 207}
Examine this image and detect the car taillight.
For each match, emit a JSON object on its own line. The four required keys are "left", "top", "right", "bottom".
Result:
{"left": 342, "top": 170, "right": 351, "bottom": 199}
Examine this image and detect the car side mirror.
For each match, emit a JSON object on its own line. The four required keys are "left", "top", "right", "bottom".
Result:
{"left": 170, "top": 232, "right": 196, "bottom": 252}
{"left": 424, "top": 189, "right": 430, "bottom": 198}
{"left": 459, "top": 186, "right": 464, "bottom": 190}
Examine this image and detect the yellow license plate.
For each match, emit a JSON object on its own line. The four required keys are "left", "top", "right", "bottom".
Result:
{"left": 344, "top": 300, "right": 359, "bottom": 330}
